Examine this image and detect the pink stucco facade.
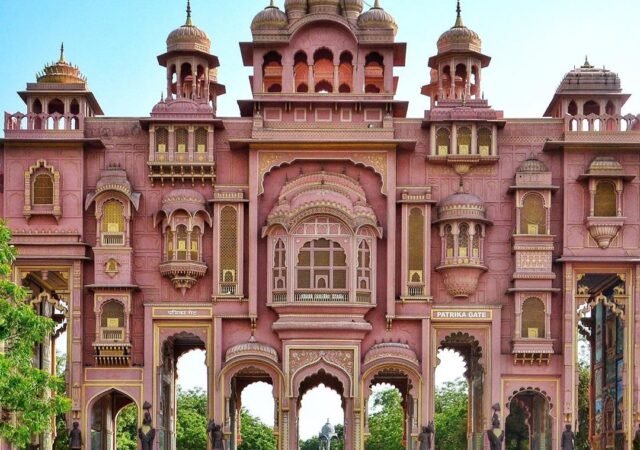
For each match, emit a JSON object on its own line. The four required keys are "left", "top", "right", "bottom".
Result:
{"left": 2, "top": 1, "right": 640, "bottom": 449}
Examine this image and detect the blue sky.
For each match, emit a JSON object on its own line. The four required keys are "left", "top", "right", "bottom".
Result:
{"left": 1, "top": 0, "right": 639, "bottom": 119}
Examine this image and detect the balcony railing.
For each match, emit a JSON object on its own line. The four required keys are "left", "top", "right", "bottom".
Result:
{"left": 566, "top": 113, "right": 639, "bottom": 133}
{"left": 293, "top": 290, "right": 349, "bottom": 303}
{"left": 101, "top": 327, "right": 124, "bottom": 341}
{"left": 407, "top": 284, "right": 425, "bottom": 297}
{"left": 356, "top": 291, "right": 371, "bottom": 303}
{"left": 219, "top": 282, "right": 238, "bottom": 296}
{"left": 101, "top": 232, "right": 125, "bottom": 246}
{"left": 4, "top": 111, "right": 83, "bottom": 133}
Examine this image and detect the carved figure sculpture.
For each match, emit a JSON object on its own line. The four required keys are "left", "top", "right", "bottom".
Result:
{"left": 560, "top": 424, "right": 575, "bottom": 449}
{"left": 417, "top": 421, "right": 434, "bottom": 450}
{"left": 487, "top": 403, "right": 504, "bottom": 450}
{"left": 208, "top": 420, "right": 226, "bottom": 449}
{"left": 138, "top": 401, "right": 156, "bottom": 450}
{"left": 69, "top": 421, "right": 82, "bottom": 450}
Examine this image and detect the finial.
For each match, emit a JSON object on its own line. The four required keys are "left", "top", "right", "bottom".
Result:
{"left": 582, "top": 55, "right": 593, "bottom": 69}
{"left": 185, "top": 0, "right": 193, "bottom": 26}
{"left": 269, "top": 0, "right": 275, "bottom": 6}
{"left": 59, "top": 42, "right": 65, "bottom": 63}
{"left": 160, "top": 91, "right": 164, "bottom": 102}
{"left": 374, "top": 0, "right": 381, "bottom": 8}
{"left": 454, "top": 0, "right": 464, "bottom": 27}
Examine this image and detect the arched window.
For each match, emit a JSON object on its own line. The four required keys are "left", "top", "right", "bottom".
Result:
{"left": 180, "top": 63, "right": 193, "bottom": 99}
{"left": 176, "top": 128, "right": 188, "bottom": 153}
{"left": 473, "top": 225, "right": 482, "bottom": 257}
{"left": 33, "top": 99, "right": 43, "bottom": 129}
{"left": 296, "top": 238, "right": 347, "bottom": 291}
{"left": 568, "top": 100, "right": 578, "bottom": 116}
{"left": 364, "top": 52, "right": 384, "bottom": 93}
{"left": 594, "top": 181, "right": 617, "bottom": 217}
{"left": 190, "top": 227, "right": 201, "bottom": 261}
{"left": 33, "top": 174, "right": 54, "bottom": 205}
{"left": 338, "top": 51, "right": 353, "bottom": 93}
{"left": 520, "top": 193, "right": 546, "bottom": 234}
{"left": 176, "top": 225, "right": 188, "bottom": 260}
{"left": 357, "top": 241, "right": 371, "bottom": 291}
{"left": 220, "top": 206, "right": 238, "bottom": 284}
{"left": 436, "top": 128, "right": 451, "bottom": 155}
{"left": 313, "top": 48, "right": 334, "bottom": 93}
{"left": 458, "top": 223, "right": 470, "bottom": 257}
{"left": 457, "top": 127, "right": 471, "bottom": 155}
{"left": 522, "top": 297, "right": 545, "bottom": 338}
{"left": 47, "top": 98, "right": 64, "bottom": 115}
{"left": 273, "top": 239, "right": 287, "bottom": 291}
{"left": 294, "top": 51, "right": 309, "bottom": 93}
{"left": 195, "top": 127, "right": 208, "bottom": 153}
{"left": 445, "top": 224, "right": 454, "bottom": 259}
{"left": 70, "top": 99, "right": 80, "bottom": 115}
{"left": 166, "top": 229, "right": 175, "bottom": 260}
{"left": 584, "top": 100, "right": 600, "bottom": 116}
{"left": 101, "top": 300, "right": 125, "bottom": 329}
{"left": 156, "top": 128, "right": 168, "bottom": 153}
{"left": 408, "top": 208, "right": 424, "bottom": 283}
{"left": 478, "top": 127, "right": 492, "bottom": 156}
{"left": 102, "top": 200, "right": 125, "bottom": 233}
{"left": 263, "top": 51, "right": 283, "bottom": 93}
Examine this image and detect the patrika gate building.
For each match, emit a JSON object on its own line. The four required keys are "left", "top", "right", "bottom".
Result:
{"left": 2, "top": 1, "right": 640, "bottom": 449}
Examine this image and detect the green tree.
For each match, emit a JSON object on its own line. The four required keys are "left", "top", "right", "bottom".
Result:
{"left": 575, "top": 361, "right": 590, "bottom": 450}
{"left": 115, "top": 403, "right": 138, "bottom": 450}
{"left": 0, "top": 223, "right": 71, "bottom": 447}
{"left": 238, "top": 408, "right": 276, "bottom": 450}
{"left": 176, "top": 387, "right": 208, "bottom": 450}
{"left": 365, "top": 388, "right": 404, "bottom": 450}
{"left": 299, "top": 435, "right": 321, "bottom": 450}
{"left": 434, "top": 379, "right": 468, "bottom": 450}
{"left": 505, "top": 401, "right": 529, "bottom": 450}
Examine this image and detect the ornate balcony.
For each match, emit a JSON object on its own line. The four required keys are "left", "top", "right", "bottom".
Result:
{"left": 93, "top": 326, "right": 131, "bottom": 366}
{"left": 101, "top": 232, "right": 125, "bottom": 246}
{"left": 159, "top": 259, "right": 208, "bottom": 294}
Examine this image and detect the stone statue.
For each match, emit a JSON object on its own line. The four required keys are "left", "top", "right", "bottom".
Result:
{"left": 138, "top": 401, "right": 156, "bottom": 450}
{"left": 208, "top": 420, "right": 226, "bottom": 449}
{"left": 634, "top": 423, "right": 640, "bottom": 450}
{"left": 487, "top": 403, "right": 504, "bottom": 450}
{"left": 417, "top": 421, "right": 434, "bottom": 450}
{"left": 561, "top": 424, "right": 575, "bottom": 449}
{"left": 69, "top": 421, "right": 82, "bottom": 450}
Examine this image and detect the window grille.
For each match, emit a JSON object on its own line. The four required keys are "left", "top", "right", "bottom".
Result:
{"left": 195, "top": 128, "right": 208, "bottom": 153}
{"left": 156, "top": 128, "right": 168, "bottom": 153}
{"left": 457, "top": 127, "right": 472, "bottom": 155}
{"left": 176, "top": 225, "right": 188, "bottom": 260}
{"left": 436, "top": 128, "right": 451, "bottom": 155}
{"left": 478, "top": 127, "right": 492, "bottom": 156}
{"left": 176, "top": 128, "right": 188, "bottom": 153}
{"left": 520, "top": 193, "right": 546, "bottom": 234}
{"left": 296, "top": 239, "right": 347, "bottom": 290}
{"left": 101, "top": 201, "right": 124, "bottom": 233}
{"left": 33, "top": 174, "right": 54, "bottom": 205}
{"left": 521, "top": 297, "right": 545, "bottom": 338}
{"left": 101, "top": 300, "right": 124, "bottom": 328}
{"left": 594, "top": 182, "right": 617, "bottom": 217}
{"left": 220, "top": 206, "right": 238, "bottom": 282}
{"left": 408, "top": 208, "right": 424, "bottom": 282}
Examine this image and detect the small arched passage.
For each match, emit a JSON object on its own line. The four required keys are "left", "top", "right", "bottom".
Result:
{"left": 506, "top": 389, "right": 553, "bottom": 450}
{"left": 87, "top": 388, "right": 139, "bottom": 450}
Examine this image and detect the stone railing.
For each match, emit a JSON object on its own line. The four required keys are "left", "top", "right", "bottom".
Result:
{"left": 100, "top": 327, "right": 124, "bottom": 341}
{"left": 4, "top": 111, "right": 83, "bottom": 133}
{"left": 101, "top": 232, "right": 125, "bottom": 246}
{"left": 565, "top": 113, "right": 639, "bottom": 133}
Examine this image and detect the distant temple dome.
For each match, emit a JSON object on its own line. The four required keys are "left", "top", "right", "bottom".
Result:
{"left": 554, "top": 58, "right": 622, "bottom": 94}
{"left": 36, "top": 44, "right": 86, "bottom": 84}
{"left": 517, "top": 155, "right": 549, "bottom": 173}
{"left": 357, "top": 0, "right": 397, "bottom": 32}
{"left": 437, "top": 1, "right": 481, "bottom": 54}
{"left": 320, "top": 419, "right": 336, "bottom": 438}
{"left": 437, "top": 185, "right": 488, "bottom": 222}
{"left": 166, "top": 1, "right": 211, "bottom": 53}
{"left": 251, "top": 1, "right": 289, "bottom": 31}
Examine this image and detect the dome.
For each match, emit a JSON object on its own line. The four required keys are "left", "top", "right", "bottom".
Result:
{"left": 587, "top": 156, "right": 624, "bottom": 175}
{"left": 357, "top": 0, "right": 397, "bottom": 32}
{"left": 517, "top": 155, "right": 549, "bottom": 173}
{"left": 252, "top": 1, "right": 289, "bottom": 31}
{"left": 436, "top": 185, "right": 488, "bottom": 223}
{"left": 437, "top": 2, "right": 482, "bottom": 54}
{"left": 308, "top": 0, "right": 340, "bottom": 14}
{"left": 166, "top": 1, "right": 211, "bottom": 53}
{"left": 163, "top": 188, "right": 207, "bottom": 206}
{"left": 343, "top": 0, "right": 363, "bottom": 14}
{"left": 36, "top": 44, "right": 86, "bottom": 84}
{"left": 554, "top": 58, "right": 622, "bottom": 95}
{"left": 320, "top": 420, "right": 336, "bottom": 437}
{"left": 285, "top": 0, "right": 307, "bottom": 19}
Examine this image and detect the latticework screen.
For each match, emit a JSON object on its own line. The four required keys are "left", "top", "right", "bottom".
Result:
{"left": 458, "top": 223, "right": 469, "bottom": 257}
{"left": 33, "top": 174, "right": 53, "bottom": 205}
{"left": 357, "top": 240, "right": 371, "bottom": 290}
{"left": 101, "top": 300, "right": 124, "bottom": 328}
{"left": 176, "top": 225, "right": 188, "bottom": 260}
{"left": 521, "top": 297, "right": 545, "bottom": 338}
{"left": 190, "top": 229, "right": 200, "bottom": 261}
{"left": 436, "top": 128, "right": 451, "bottom": 155}
{"left": 478, "top": 127, "right": 492, "bottom": 156}
{"left": 176, "top": 128, "right": 188, "bottom": 153}
{"left": 457, "top": 127, "right": 472, "bottom": 155}
{"left": 220, "top": 206, "right": 238, "bottom": 282}
{"left": 101, "top": 200, "right": 124, "bottom": 232}
{"left": 156, "top": 128, "right": 169, "bottom": 152}
{"left": 273, "top": 239, "right": 287, "bottom": 290}
{"left": 195, "top": 128, "right": 208, "bottom": 153}
{"left": 445, "top": 225, "right": 454, "bottom": 258}
{"left": 408, "top": 208, "right": 424, "bottom": 281}
{"left": 296, "top": 239, "right": 346, "bottom": 289}
{"left": 594, "top": 182, "right": 617, "bottom": 217}
{"left": 520, "top": 193, "right": 546, "bottom": 234}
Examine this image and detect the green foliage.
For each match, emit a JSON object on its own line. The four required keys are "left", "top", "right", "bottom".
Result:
{"left": 0, "top": 222, "right": 71, "bottom": 446}
{"left": 176, "top": 387, "right": 208, "bottom": 450}
{"left": 116, "top": 403, "right": 138, "bottom": 450}
{"left": 299, "top": 435, "right": 321, "bottom": 450}
{"left": 238, "top": 408, "right": 276, "bottom": 450}
{"left": 505, "top": 401, "right": 529, "bottom": 450}
{"left": 575, "top": 361, "right": 590, "bottom": 450}
{"left": 434, "top": 379, "right": 468, "bottom": 450}
{"left": 365, "top": 388, "right": 404, "bottom": 450}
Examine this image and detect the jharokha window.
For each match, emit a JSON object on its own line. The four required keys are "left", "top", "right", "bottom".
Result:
{"left": 24, "top": 159, "right": 62, "bottom": 222}
{"left": 264, "top": 172, "right": 381, "bottom": 305}
{"left": 594, "top": 181, "right": 617, "bottom": 217}
{"left": 521, "top": 297, "right": 546, "bottom": 338}
{"left": 101, "top": 200, "right": 125, "bottom": 246}
{"left": 519, "top": 193, "right": 547, "bottom": 234}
